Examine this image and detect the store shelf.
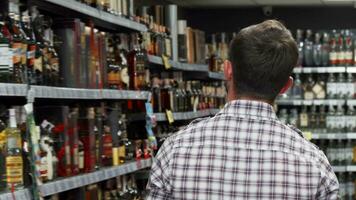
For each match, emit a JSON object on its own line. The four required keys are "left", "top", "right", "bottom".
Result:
{"left": 307, "top": 133, "right": 356, "bottom": 140}
{"left": 293, "top": 67, "right": 346, "bottom": 73}
{"left": 37, "top": 0, "right": 147, "bottom": 32}
{"left": 347, "top": 99, "right": 356, "bottom": 106}
{"left": 332, "top": 166, "right": 346, "bottom": 172}
{"left": 32, "top": 86, "right": 101, "bottom": 99}
{"left": 207, "top": 72, "right": 225, "bottom": 80}
{"left": 154, "top": 109, "right": 220, "bottom": 121}
{"left": 0, "top": 83, "right": 27, "bottom": 97}
{"left": 0, "top": 188, "right": 32, "bottom": 200}
{"left": 275, "top": 99, "right": 345, "bottom": 106}
{"left": 147, "top": 55, "right": 208, "bottom": 72}
{"left": 101, "top": 89, "right": 151, "bottom": 100}
{"left": 38, "top": 159, "right": 152, "bottom": 197}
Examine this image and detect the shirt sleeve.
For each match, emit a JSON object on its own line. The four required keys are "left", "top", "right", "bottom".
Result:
{"left": 146, "top": 136, "right": 175, "bottom": 200}
{"left": 315, "top": 151, "right": 339, "bottom": 200}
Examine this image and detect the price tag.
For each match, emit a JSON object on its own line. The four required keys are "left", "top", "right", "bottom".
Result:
{"left": 303, "top": 131, "right": 313, "bottom": 140}
{"left": 162, "top": 55, "right": 171, "bottom": 69}
{"left": 166, "top": 110, "right": 174, "bottom": 124}
{"left": 327, "top": 134, "right": 336, "bottom": 139}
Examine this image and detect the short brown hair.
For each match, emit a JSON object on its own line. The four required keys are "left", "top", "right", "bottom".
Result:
{"left": 229, "top": 20, "right": 298, "bottom": 101}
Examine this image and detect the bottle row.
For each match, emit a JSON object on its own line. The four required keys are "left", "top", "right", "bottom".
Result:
{"left": 151, "top": 72, "right": 226, "bottom": 113}
{"left": 296, "top": 29, "right": 356, "bottom": 67}
{"left": 48, "top": 173, "right": 147, "bottom": 200}
{"left": 278, "top": 104, "right": 356, "bottom": 134}
{"left": 281, "top": 73, "right": 356, "bottom": 100}
{"left": 0, "top": 104, "right": 155, "bottom": 192}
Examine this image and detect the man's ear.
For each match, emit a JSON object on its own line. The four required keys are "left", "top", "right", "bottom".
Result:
{"left": 279, "top": 76, "right": 294, "bottom": 94}
{"left": 224, "top": 60, "right": 233, "bottom": 81}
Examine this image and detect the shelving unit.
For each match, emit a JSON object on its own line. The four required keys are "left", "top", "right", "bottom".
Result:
{"left": 32, "top": 0, "right": 147, "bottom": 32}
{"left": 275, "top": 99, "right": 346, "bottom": 106}
{"left": 38, "top": 159, "right": 152, "bottom": 197}
{"left": 0, "top": 188, "right": 32, "bottom": 200}
{"left": 293, "top": 67, "right": 346, "bottom": 73}
{"left": 310, "top": 133, "right": 356, "bottom": 140}
{"left": 148, "top": 55, "right": 209, "bottom": 72}
{"left": 154, "top": 109, "right": 220, "bottom": 121}
{"left": 0, "top": 83, "right": 28, "bottom": 97}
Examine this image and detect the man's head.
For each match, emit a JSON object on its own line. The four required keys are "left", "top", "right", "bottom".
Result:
{"left": 225, "top": 20, "right": 298, "bottom": 103}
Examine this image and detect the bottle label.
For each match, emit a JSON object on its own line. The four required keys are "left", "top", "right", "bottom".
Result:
{"left": 337, "top": 51, "right": 345, "bottom": 65}
{"left": 326, "top": 82, "right": 335, "bottom": 97}
{"left": 0, "top": 45, "right": 11, "bottom": 67}
{"left": 345, "top": 51, "right": 353, "bottom": 64}
{"left": 102, "top": 134, "right": 113, "bottom": 157}
{"left": 21, "top": 43, "right": 28, "bottom": 65}
{"left": 108, "top": 70, "right": 120, "bottom": 85}
{"left": 6, "top": 156, "right": 23, "bottom": 184}
{"left": 118, "top": 145, "right": 125, "bottom": 164}
{"left": 304, "top": 91, "right": 314, "bottom": 100}
{"left": 34, "top": 56, "right": 43, "bottom": 72}
{"left": 12, "top": 42, "right": 22, "bottom": 65}
{"left": 7, "top": 137, "right": 21, "bottom": 149}
{"left": 329, "top": 52, "right": 337, "bottom": 65}
{"left": 113, "top": 147, "right": 119, "bottom": 166}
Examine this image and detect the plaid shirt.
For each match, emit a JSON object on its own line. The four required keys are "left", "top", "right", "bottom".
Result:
{"left": 147, "top": 100, "right": 339, "bottom": 200}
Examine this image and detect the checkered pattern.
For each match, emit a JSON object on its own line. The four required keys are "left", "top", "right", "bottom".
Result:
{"left": 147, "top": 100, "right": 339, "bottom": 200}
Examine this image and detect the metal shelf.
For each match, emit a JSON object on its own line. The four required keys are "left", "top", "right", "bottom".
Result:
{"left": 147, "top": 55, "right": 209, "bottom": 72}
{"left": 207, "top": 72, "right": 225, "bottom": 80}
{"left": 0, "top": 83, "right": 27, "bottom": 97}
{"left": 40, "top": 0, "right": 147, "bottom": 32}
{"left": 38, "top": 159, "right": 152, "bottom": 197}
{"left": 275, "top": 99, "right": 345, "bottom": 106}
{"left": 154, "top": 109, "right": 220, "bottom": 121}
{"left": 101, "top": 89, "right": 151, "bottom": 100}
{"left": 293, "top": 67, "right": 346, "bottom": 73}
{"left": 310, "top": 133, "right": 356, "bottom": 140}
{"left": 332, "top": 165, "right": 356, "bottom": 172}
{"left": 32, "top": 86, "right": 101, "bottom": 99}
{"left": 0, "top": 188, "right": 31, "bottom": 200}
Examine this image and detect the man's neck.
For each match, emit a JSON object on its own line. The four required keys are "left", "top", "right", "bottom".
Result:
{"left": 228, "top": 96, "right": 274, "bottom": 106}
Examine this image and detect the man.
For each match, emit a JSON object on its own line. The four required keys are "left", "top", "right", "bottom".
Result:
{"left": 147, "top": 20, "right": 339, "bottom": 199}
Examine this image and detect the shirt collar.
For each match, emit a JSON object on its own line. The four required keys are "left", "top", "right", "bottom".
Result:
{"left": 218, "top": 100, "right": 278, "bottom": 120}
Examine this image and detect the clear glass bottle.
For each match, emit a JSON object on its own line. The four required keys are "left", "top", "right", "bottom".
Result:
{"left": 0, "top": 17, "right": 12, "bottom": 82}
{"left": 296, "top": 29, "right": 304, "bottom": 67}
{"left": 319, "top": 105, "right": 327, "bottom": 133}
{"left": 303, "top": 74, "right": 315, "bottom": 100}
{"left": 312, "top": 75, "right": 326, "bottom": 99}
{"left": 327, "top": 73, "right": 336, "bottom": 99}
{"left": 292, "top": 74, "right": 303, "bottom": 99}
{"left": 5, "top": 109, "right": 23, "bottom": 189}
{"left": 326, "top": 104, "right": 336, "bottom": 133}
{"left": 329, "top": 30, "right": 338, "bottom": 66}
{"left": 303, "top": 29, "right": 314, "bottom": 66}
{"left": 321, "top": 32, "right": 330, "bottom": 66}
{"left": 312, "top": 32, "right": 322, "bottom": 66}
{"left": 344, "top": 29, "right": 353, "bottom": 66}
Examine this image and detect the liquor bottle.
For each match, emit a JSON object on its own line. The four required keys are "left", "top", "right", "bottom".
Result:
{"left": 296, "top": 29, "right": 304, "bottom": 67}
{"left": 337, "top": 30, "right": 345, "bottom": 66}
{"left": 101, "top": 124, "right": 113, "bottom": 167}
{"left": 106, "top": 35, "right": 119, "bottom": 89}
{"left": 303, "top": 29, "right": 313, "bottom": 66}
{"left": 337, "top": 73, "right": 346, "bottom": 99}
{"left": 117, "top": 114, "right": 127, "bottom": 164}
{"left": 79, "top": 107, "right": 96, "bottom": 173}
{"left": 22, "top": 14, "right": 36, "bottom": 85}
{"left": 0, "top": 17, "right": 12, "bottom": 82}
{"left": 329, "top": 30, "right": 338, "bottom": 66}
{"left": 345, "top": 172, "right": 355, "bottom": 199}
{"left": 308, "top": 105, "right": 317, "bottom": 131}
{"left": 338, "top": 173, "right": 346, "bottom": 199}
{"left": 312, "top": 32, "right": 322, "bottom": 66}
{"left": 164, "top": 27, "right": 172, "bottom": 58}
{"left": 0, "top": 119, "right": 6, "bottom": 191}
{"left": 344, "top": 29, "right": 353, "bottom": 66}
{"left": 177, "top": 20, "right": 187, "bottom": 63}
{"left": 299, "top": 106, "right": 309, "bottom": 130}
{"left": 312, "top": 75, "right": 326, "bottom": 99}
{"left": 326, "top": 104, "right": 335, "bottom": 133}
{"left": 346, "top": 105, "right": 355, "bottom": 133}
{"left": 278, "top": 109, "right": 288, "bottom": 124}
{"left": 117, "top": 34, "right": 129, "bottom": 89}
{"left": 337, "top": 139, "right": 345, "bottom": 165}
{"left": 346, "top": 73, "right": 355, "bottom": 99}
{"left": 5, "top": 109, "right": 23, "bottom": 189}
{"left": 321, "top": 32, "right": 330, "bottom": 67}
{"left": 319, "top": 105, "right": 327, "bottom": 133}
{"left": 327, "top": 73, "right": 336, "bottom": 99}
{"left": 289, "top": 109, "right": 298, "bottom": 127}
{"left": 151, "top": 75, "right": 162, "bottom": 113}
{"left": 127, "top": 33, "right": 148, "bottom": 91}
{"left": 345, "top": 140, "right": 354, "bottom": 165}
{"left": 208, "top": 34, "right": 218, "bottom": 72}
{"left": 336, "top": 104, "right": 345, "bottom": 133}
{"left": 292, "top": 74, "right": 303, "bottom": 99}
{"left": 303, "top": 74, "right": 315, "bottom": 100}
{"left": 8, "top": 13, "right": 25, "bottom": 83}
{"left": 160, "top": 76, "right": 171, "bottom": 112}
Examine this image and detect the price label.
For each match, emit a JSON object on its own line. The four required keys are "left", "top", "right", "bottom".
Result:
{"left": 162, "top": 55, "right": 171, "bottom": 69}
{"left": 327, "top": 134, "right": 336, "bottom": 139}
{"left": 166, "top": 110, "right": 174, "bottom": 124}
{"left": 303, "top": 131, "right": 313, "bottom": 141}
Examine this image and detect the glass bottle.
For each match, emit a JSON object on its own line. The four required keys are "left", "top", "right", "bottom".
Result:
{"left": 336, "top": 104, "right": 345, "bottom": 133}
{"left": 5, "top": 109, "right": 23, "bottom": 189}
{"left": 327, "top": 73, "right": 336, "bottom": 99}
{"left": 303, "top": 29, "right": 314, "bottom": 66}
{"left": 208, "top": 34, "right": 218, "bottom": 72}
{"left": 321, "top": 32, "right": 330, "bottom": 67}
{"left": 296, "top": 29, "right": 304, "bottom": 67}
{"left": 337, "top": 73, "right": 345, "bottom": 99}
{"left": 337, "top": 30, "right": 345, "bottom": 66}
{"left": 303, "top": 74, "right": 315, "bottom": 100}
{"left": 299, "top": 106, "right": 309, "bottom": 131}
{"left": 346, "top": 105, "right": 355, "bottom": 133}
{"left": 344, "top": 29, "right": 353, "bottom": 66}
{"left": 0, "top": 17, "right": 12, "bottom": 82}
{"left": 346, "top": 73, "right": 355, "bottom": 99}
{"left": 319, "top": 105, "right": 327, "bottom": 133}
{"left": 292, "top": 74, "right": 303, "bottom": 99}
{"left": 312, "top": 32, "right": 322, "bottom": 66}
{"left": 337, "top": 140, "right": 345, "bottom": 166}
{"left": 289, "top": 109, "right": 299, "bottom": 127}
{"left": 278, "top": 109, "right": 289, "bottom": 125}
{"left": 151, "top": 75, "right": 162, "bottom": 113}
{"left": 118, "top": 34, "right": 129, "bottom": 90}
{"left": 329, "top": 30, "right": 338, "bottom": 66}
{"left": 312, "top": 75, "right": 326, "bottom": 99}
{"left": 0, "top": 119, "right": 6, "bottom": 191}
{"left": 22, "top": 14, "right": 36, "bottom": 85}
